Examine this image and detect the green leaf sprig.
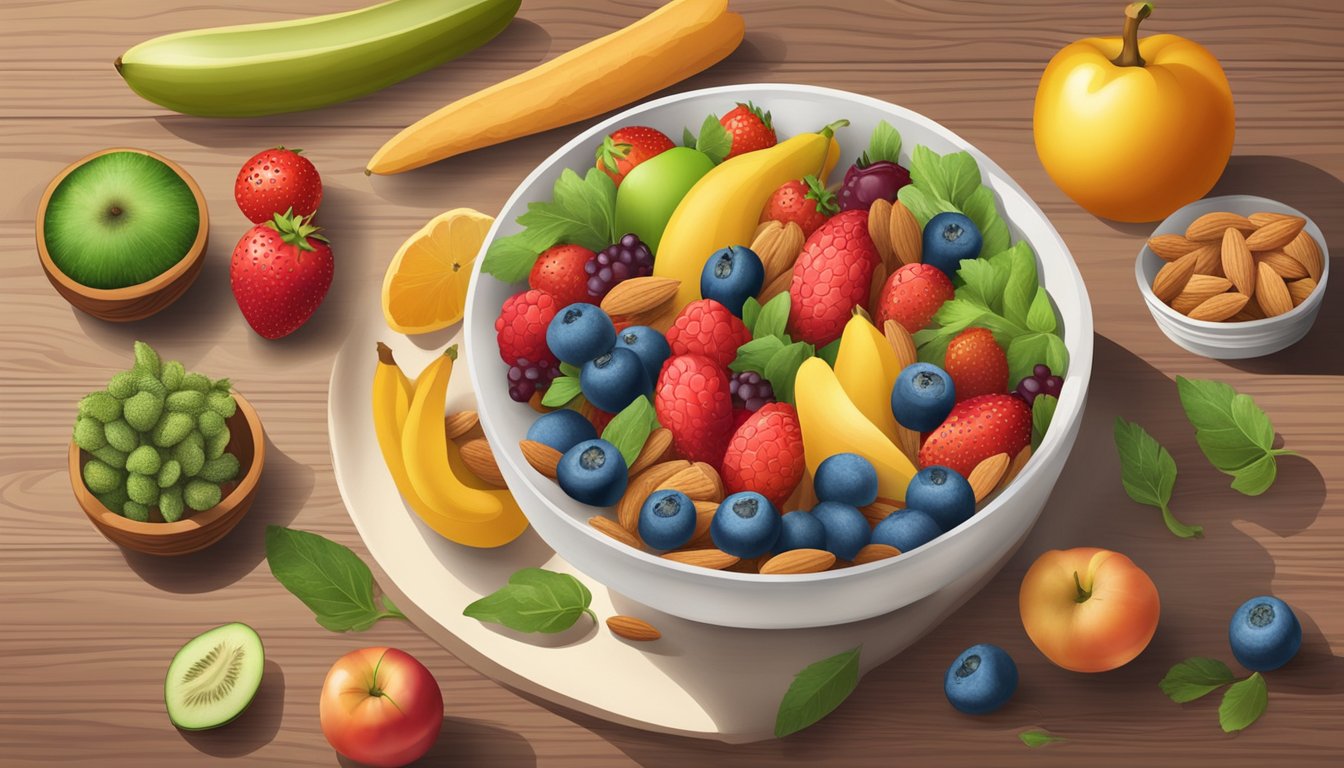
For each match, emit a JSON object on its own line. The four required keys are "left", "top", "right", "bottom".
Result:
{"left": 1160, "top": 658, "right": 1269, "bottom": 733}
{"left": 774, "top": 646, "right": 861, "bottom": 738}
{"left": 265, "top": 526, "right": 407, "bottom": 632}
{"left": 681, "top": 113, "right": 732, "bottom": 165}
{"left": 601, "top": 396, "right": 660, "bottom": 467}
{"left": 731, "top": 292, "right": 814, "bottom": 404}
{"left": 1113, "top": 418, "right": 1203, "bottom": 538}
{"left": 1018, "top": 729, "right": 1066, "bottom": 747}
{"left": 859, "top": 120, "right": 902, "bottom": 167}
{"left": 482, "top": 167, "right": 618, "bottom": 282}
{"left": 1176, "top": 377, "right": 1293, "bottom": 496}
{"left": 1032, "top": 395, "right": 1057, "bottom": 450}
{"left": 464, "top": 568, "right": 596, "bottom": 634}
{"left": 898, "top": 144, "right": 1011, "bottom": 259}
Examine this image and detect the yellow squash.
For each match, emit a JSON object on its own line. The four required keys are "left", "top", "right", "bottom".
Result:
{"left": 832, "top": 313, "right": 903, "bottom": 446}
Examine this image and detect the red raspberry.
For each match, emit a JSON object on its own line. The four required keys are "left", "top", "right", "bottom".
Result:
{"left": 720, "top": 403, "right": 804, "bottom": 508}
{"left": 495, "top": 289, "right": 559, "bottom": 366}
{"left": 654, "top": 354, "right": 734, "bottom": 468}
{"left": 665, "top": 299, "right": 751, "bottom": 368}
{"left": 875, "top": 263, "right": 955, "bottom": 334}
{"left": 528, "top": 244, "right": 594, "bottom": 308}
{"left": 788, "top": 209, "right": 880, "bottom": 346}
{"left": 944, "top": 327, "right": 1009, "bottom": 402}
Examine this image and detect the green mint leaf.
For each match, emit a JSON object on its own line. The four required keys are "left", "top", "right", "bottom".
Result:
{"left": 731, "top": 335, "right": 787, "bottom": 374}
{"left": 896, "top": 184, "right": 953, "bottom": 227}
{"left": 1159, "top": 657, "right": 1237, "bottom": 703}
{"left": 909, "top": 146, "right": 981, "bottom": 210}
{"left": 999, "top": 242, "right": 1039, "bottom": 328}
{"left": 741, "top": 297, "right": 763, "bottom": 334}
{"left": 1176, "top": 377, "right": 1284, "bottom": 496}
{"left": 694, "top": 114, "right": 732, "bottom": 165}
{"left": 955, "top": 257, "right": 1010, "bottom": 315}
{"left": 559, "top": 362, "right": 581, "bottom": 378}
{"left": 541, "top": 375, "right": 582, "bottom": 407}
{"left": 682, "top": 127, "right": 698, "bottom": 148}
{"left": 1019, "top": 729, "right": 1066, "bottom": 748}
{"left": 463, "top": 568, "right": 594, "bottom": 634}
{"left": 754, "top": 292, "right": 792, "bottom": 341}
{"left": 601, "top": 396, "right": 660, "bottom": 467}
{"left": 514, "top": 167, "right": 617, "bottom": 253}
{"left": 816, "top": 337, "right": 841, "bottom": 367}
{"left": 763, "top": 341, "right": 814, "bottom": 405}
{"left": 1026, "top": 287, "right": 1058, "bottom": 333}
{"left": 864, "top": 120, "right": 903, "bottom": 165}
{"left": 1230, "top": 453, "right": 1278, "bottom": 496}
{"left": 961, "top": 185, "right": 1011, "bottom": 258}
{"left": 1032, "top": 394, "right": 1058, "bottom": 451}
{"left": 1219, "top": 673, "right": 1268, "bottom": 733}
{"left": 774, "top": 646, "right": 861, "bottom": 738}
{"left": 265, "top": 526, "right": 404, "bottom": 632}
{"left": 1113, "top": 418, "right": 1203, "bottom": 539}
{"left": 482, "top": 233, "right": 541, "bottom": 283}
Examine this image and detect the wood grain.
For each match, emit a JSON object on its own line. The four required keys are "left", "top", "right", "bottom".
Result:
{"left": 1, "top": 1, "right": 1342, "bottom": 765}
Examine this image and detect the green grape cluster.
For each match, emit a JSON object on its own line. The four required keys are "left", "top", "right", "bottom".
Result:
{"left": 73, "top": 341, "right": 242, "bottom": 522}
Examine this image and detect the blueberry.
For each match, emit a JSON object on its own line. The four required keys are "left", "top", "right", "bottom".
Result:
{"left": 905, "top": 466, "right": 976, "bottom": 532}
{"left": 891, "top": 362, "right": 956, "bottom": 432}
{"left": 710, "top": 492, "right": 781, "bottom": 558}
{"left": 614, "top": 325, "right": 671, "bottom": 383}
{"left": 810, "top": 501, "right": 871, "bottom": 561}
{"left": 772, "top": 510, "right": 826, "bottom": 554}
{"left": 580, "top": 347, "right": 650, "bottom": 413}
{"left": 944, "top": 644, "right": 1017, "bottom": 715}
{"left": 525, "top": 410, "right": 598, "bottom": 453}
{"left": 922, "top": 212, "right": 983, "bottom": 278}
{"left": 871, "top": 509, "right": 942, "bottom": 553}
{"left": 813, "top": 453, "right": 879, "bottom": 507}
{"left": 638, "top": 489, "right": 697, "bottom": 550}
{"left": 556, "top": 439, "right": 628, "bottom": 507}
{"left": 1229, "top": 596, "right": 1301, "bottom": 672}
{"left": 700, "top": 245, "right": 765, "bottom": 317}
{"left": 546, "top": 303, "right": 616, "bottom": 366}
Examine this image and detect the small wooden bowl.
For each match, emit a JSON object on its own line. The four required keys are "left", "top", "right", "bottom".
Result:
{"left": 69, "top": 390, "right": 265, "bottom": 556}
{"left": 37, "top": 147, "right": 210, "bottom": 323}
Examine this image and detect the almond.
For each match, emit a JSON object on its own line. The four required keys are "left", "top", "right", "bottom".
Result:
{"left": 999, "top": 445, "right": 1033, "bottom": 491}
{"left": 444, "top": 410, "right": 479, "bottom": 441}
{"left": 1147, "top": 234, "right": 1201, "bottom": 261}
{"left": 967, "top": 452, "right": 1010, "bottom": 503}
{"left": 616, "top": 460, "right": 690, "bottom": 531}
{"left": 785, "top": 471, "right": 817, "bottom": 512}
{"left": 519, "top": 439, "right": 561, "bottom": 479}
{"left": 1170, "top": 274, "right": 1233, "bottom": 313}
{"left": 600, "top": 276, "right": 680, "bottom": 317}
{"left": 1151, "top": 250, "right": 1198, "bottom": 303}
{"left": 758, "top": 264, "right": 794, "bottom": 304}
{"left": 1254, "top": 262, "right": 1294, "bottom": 318}
{"left": 889, "top": 200, "right": 923, "bottom": 266}
{"left": 868, "top": 198, "right": 896, "bottom": 270}
{"left": 1188, "top": 292, "right": 1250, "bottom": 322}
{"left": 688, "top": 500, "right": 717, "bottom": 546}
{"left": 1190, "top": 243, "right": 1223, "bottom": 276}
{"left": 868, "top": 261, "right": 888, "bottom": 317}
{"left": 459, "top": 438, "right": 506, "bottom": 488}
{"left": 852, "top": 543, "right": 901, "bottom": 565}
{"left": 756, "top": 221, "right": 806, "bottom": 287}
{"left": 662, "top": 548, "right": 739, "bottom": 570}
{"left": 656, "top": 464, "right": 719, "bottom": 501}
{"left": 590, "top": 515, "right": 642, "bottom": 549}
{"left": 1245, "top": 217, "right": 1305, "bottom": 251}
{"left": 860, "top": 497, "right": 903, "bottom": 527}
{"left": 1186, "top": 212, "right": 1255, "bottom": 241}
{"left": 606, "top": 615, "right": 660, "bottom": 641}
{"left": 1283, "top": 232, "right": 1324, "bottom": 282}
{"left": 628, "top": 428, "right": 672, "bottom": 476}
{"left": 692, "top": 462, "right": 725, "bottom": 501}
{"left": 1256, "top": 250, "right": 1309, "bottom": 281}
{"left": 753, "top": 220, "right": 778, "bottom": 241}
{"left": 760, "top": 548, "right": 836, "bottom": 575}
{"left": 1220, "top": 228, "right": 1256, "bottom": 297}
{"left": 1231, "top": 300, "right": 1266, "bottom": 323}
{"left": 1287, "top": 278, "right": 1318, "bottom": 306}
{"left": 883, "top": 319, "right": 918, "bottom": 369}
{"left": 897, "top": 428, "right": 921, "bottom": 464}
{"left": 1249, "top": 211, "right": 1297, "bottom": 228}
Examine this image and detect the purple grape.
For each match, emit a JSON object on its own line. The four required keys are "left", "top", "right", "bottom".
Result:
{"left": 507, "top": 357, "right": 561, "bottom": 403}
{"left": 1015, "top": 364, "right": 1063, "bottom": 406}
{"left": 586, "top": 233, "right": 653, "bottom": 300}
{"left": 729, "top": 371, "right": 775, "bottom": 412}
{"left": 1033, "top": 364, "right": 1050, "bottom": 379}
{"left": 836, "top": 160, "right": 912, "bottom": 212}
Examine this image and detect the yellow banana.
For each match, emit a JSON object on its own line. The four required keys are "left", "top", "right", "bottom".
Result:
{"left": 795, "top": 357, "right": 916, "bottom": 501}
{"left": 833, "top": 312, "right": 904, "bottom": 445}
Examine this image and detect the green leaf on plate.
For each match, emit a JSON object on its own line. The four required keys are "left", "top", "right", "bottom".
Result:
{"left": 1219, "top": 672, "right": 1268, "bottom": 733}
{"left": 481, "top": 232, "right": 540, "bottom": 283}
{"left": 265, "top": 526, "right": 406, "bottom": 632}
{"left": 1032, "top": 394, "right": 1058, "bottom": 451}
{"left": 541, "top": 375, "right": 582, "bottom": 407}
{"left": 861, "top": 120, "right": 903, "bottom": 166}
{"left": 763, "top": 341, "right": 814, "bottom": 405}
{"left": 601, "top": 396, "right": 660, "bottom": 467}
{"left": 1026, "top": 286, "right": 1058, "bottom": 334}
{"left": 463, "top": 568, "right": 595, "bottom": 634}
{"left": 731, "top": 335, "right": 786, "bottom": 375}
{"left": 1160, "top": 657, "right": 1237, "bottom": 703}
{"left": 774, "top": 646, "right": 861, "bottom": 738}
{"left": 1019, "top": 729, "right": 1066, "bottom": 748}
{"left": 1113, "top": 418, "right": 1203, "bottom": 539}
{"left": 816, "top": 337, "right": 841, "bottom": 367}
{"left": 686, "top": 114, "right": 731, "bottom": 165}
{"left": 754, "top": 292, "right": 792, "bottom": 342}
{"left": 741, "top": 297, "right": 763, "bottom": 335}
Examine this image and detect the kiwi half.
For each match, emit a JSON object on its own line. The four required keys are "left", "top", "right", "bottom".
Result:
{"left": 43, "top": 151, "right": 199, "bottom": 289}
{"left": 164, "top": 622, "right": 264, "bottom": 731}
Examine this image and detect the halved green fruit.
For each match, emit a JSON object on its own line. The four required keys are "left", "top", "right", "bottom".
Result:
{"left": 164, "top": 622, "right": 264, "bottom": 731}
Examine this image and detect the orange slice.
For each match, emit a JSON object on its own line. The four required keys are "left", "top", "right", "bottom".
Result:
{"left": 381, "top": 208, "right": 494, "bottom": 334}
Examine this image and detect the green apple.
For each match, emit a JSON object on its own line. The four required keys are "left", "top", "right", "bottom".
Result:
{"left": 614, "top": 147, "right": 715, "bottom": 254}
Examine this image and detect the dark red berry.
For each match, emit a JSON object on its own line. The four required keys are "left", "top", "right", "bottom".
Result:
{"left": 586, "top": 233, "right": 653, "bottom": 300}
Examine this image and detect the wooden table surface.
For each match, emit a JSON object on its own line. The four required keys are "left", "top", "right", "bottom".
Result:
{"left": 2, "top": 1, "right": 1341, "bottom": 765}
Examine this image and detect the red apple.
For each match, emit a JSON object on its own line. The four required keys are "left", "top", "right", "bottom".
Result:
{"left": 320, "top": 647, "right": 443, "bottom": 767}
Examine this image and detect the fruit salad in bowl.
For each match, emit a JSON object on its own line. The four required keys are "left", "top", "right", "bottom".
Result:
{"left": 466, "top": 84, "right": 1092, "bottom": 629}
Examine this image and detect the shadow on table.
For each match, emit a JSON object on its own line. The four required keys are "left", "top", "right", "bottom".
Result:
{"left": 121, "top": 437, "right": 310, "bottom": 592}
{"left": 179, "top": 659, "right": 284, "bottom": 758}
{"left": 334, "top": 716, "right": 538, "bottom": 768}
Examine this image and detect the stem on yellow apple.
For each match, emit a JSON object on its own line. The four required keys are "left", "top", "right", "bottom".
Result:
{"left": 1073, "top": 571, "right": 1093, "bottom": 603}
{"left": 1111, "top": 2, "right": 1154, "bottom": 68}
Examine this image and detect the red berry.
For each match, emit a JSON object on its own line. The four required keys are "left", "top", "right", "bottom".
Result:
{"left": 944, "top": 327, "right": 1009, "bottom": 402}
{"left": 495, "top": 289, "right": 559, "bottom": 366}
{"left": 875, "top": 263, "right": 955, "bottom": 334}
{"left": 529, "top": 244, "right": 594, "bottom": 308}
{"left": 233, "top": 147, "right": 322, "bottom": 224}
{"left": 918, "top": 394, "right": 1031, "bottom": 477}
{"left": 654, "top": 355, "right": 734, "bottom": 468}
{"left": 721, "top": 403, "right": 804, "bottom": 508}
{"left": 229, "top": 213, "right": 332, "bottom": 339}
{"left": 787, "top": 209, "right": 880, "bottom": 346}
{"left": 760, "top": 175, "right": 838, "bottom": 238}
{"left": 665, "top": 299, "right": 751, "bottom": 368}
{"left": 595, "top": 126, "right": 675, "bottom": 186}
{"left": 720, "top": 102, "right": 777, "bottom": 159}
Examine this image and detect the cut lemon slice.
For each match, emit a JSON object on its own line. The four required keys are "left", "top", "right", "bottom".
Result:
{"left": 382, "top": 208, "right": 494, "bottom": 334}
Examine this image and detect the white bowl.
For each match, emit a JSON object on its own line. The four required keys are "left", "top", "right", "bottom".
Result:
{"left": 466, "top": 84, "right": 1093, "bottom": 629}
{"left": 1136, "top": 194, "right": 1329, "bottom": 359}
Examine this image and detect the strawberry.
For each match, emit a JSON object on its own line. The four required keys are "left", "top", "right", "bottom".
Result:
{"left": 875, "top": 263, "right": 955, "bottom": 335}
{"left": 233, "top": 147, "right": 322, "bottom": 224}
{"left": 918, "top": 394, "right": 1031, "bottom": 477}
{"left": 529, "top": 244, "right": 595, "bottom": 308}
{"left": 230, "top": 212, "right": 332, "bottom": 340}
{"left": 721, "top": 403, "right": 804, "bottom": 508}
{"left": 760, "top": 175, "right": 838, "bottom": 238}
{"left": 494, "top": 289, "right": 559, "bottom": 367}
{"left": 665, "top": 299, "right": 752, "bottom": 368}
{"left": 944, "top": 328, "right": 1009, "bottom": 402}
{"left": 595, "top": 126, "right": 675, "bottom": 186}
{"left": 787, "top": 209, "right": 880, "bottom": 346}
{"left": 655, "top": 354, "right": 734, "bottom": 468}
{"left": 720, "top": 102, "right": 777, "bottom": 159}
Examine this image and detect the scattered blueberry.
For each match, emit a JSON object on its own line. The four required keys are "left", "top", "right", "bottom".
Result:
{"left": 1015, "top": 363, "right": 1064, "bottom": 406}
{"left": 526, "top": 410, "right": 598, "bottom": 453}
{"left": 546, "top": 303, "right": 616, "bottom": 367}
{"left": 700, "top": 245, "right": 765, "bottom": 317}
{"left": 772, "top": 510, "right": 826, "bottom": 554}
{"left": 944, "top": 644, "right": 1017, "bottom": 715}
{"left": 1229, "top": 595, "right": 1302, "bottom": 672}
{"left": 580, "top": 347, "right": 650, "bottom": 413}
{"left": 905, "top": 466, "right": 976, "bottom": 532}
{"left": 871, "top": 509, "right": 942, "bottom": 553}
{"left": 890, "top": 362, "right": 956, "bottom": 432}
{"left": 587, "top": 233, "right": 653, "bottom": 300}
{"left": 711, "top": 492, "right": 781, "bottom": 558}
{"left": 556, "top": 439, "right": 628, "bottom": 507}
{"left": 922, "top": 212, "right": 983, "bottom": 277}
{"left": 614, "top": 325, "right": 670, "bottom": 383}
{"left": 810, "top": 501, "right": 871, "bottom": 561}
{"left": 638, "top": 489, "right": 697, "bottom": 550}
{"left": 813, "top": 453, "right": 879, "bottom": 507}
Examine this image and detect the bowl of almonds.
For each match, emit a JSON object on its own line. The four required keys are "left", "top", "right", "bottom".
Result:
{"left": 1136, "top": 195, "right": 1328, "bottom": 359}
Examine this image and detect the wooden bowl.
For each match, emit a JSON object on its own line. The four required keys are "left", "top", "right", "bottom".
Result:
{"left": 69, "top": 390, "right": 265, "bottom": 556}
{"left": 37, "top": 147, "right": 209, "bottom": 323}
